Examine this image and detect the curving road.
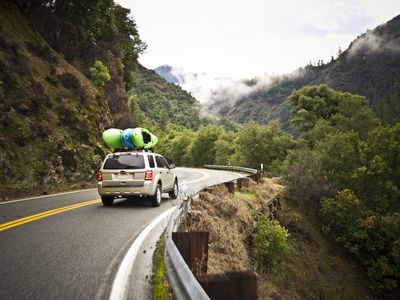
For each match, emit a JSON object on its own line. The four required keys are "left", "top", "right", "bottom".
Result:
{"left": 0, "top": 168, "right": 242, "bottom": 300}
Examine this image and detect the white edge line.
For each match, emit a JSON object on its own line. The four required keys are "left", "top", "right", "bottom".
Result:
{"left": 109, "top": 206, "right": 177, "bottom": 300}
{"left": 0, "top": 188, "right": 97, "bottom": 205}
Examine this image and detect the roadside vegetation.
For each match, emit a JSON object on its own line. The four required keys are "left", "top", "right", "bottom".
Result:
{"left": 152, "top": 234, "right": 172, "bottom": 300}
{"left": 156, "top": 84, "right": 399, "bottom": 298}
{"left": 181, "top": 179, "right": 373, "bottom": 299}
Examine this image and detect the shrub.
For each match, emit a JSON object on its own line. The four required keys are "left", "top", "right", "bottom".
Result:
{"left": 321, "top": 190, "right": 400, "bottom": 293}
{"left": 253, "top": 215, "right": 289, "bottom": 268}
{"left": 89, "top": 60, "right": 111, "bottom": 88}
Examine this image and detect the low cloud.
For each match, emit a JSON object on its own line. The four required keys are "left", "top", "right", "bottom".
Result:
{"left": 164, "top": 65, "right": 305, "bottom": 116}
{"left": 204, "top": 70, "right": 306, "bottom": 115}
{"left": 348, "top": 30, "right": 400, "bottom": 57}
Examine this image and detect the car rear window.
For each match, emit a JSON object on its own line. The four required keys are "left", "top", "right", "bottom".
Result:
{"left": 103, "top": 154, "right": 145, "bottom": 170}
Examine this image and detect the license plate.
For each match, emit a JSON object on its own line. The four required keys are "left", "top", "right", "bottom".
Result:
{"left": 118, "top": 174, "right": 131, "bottom": 180}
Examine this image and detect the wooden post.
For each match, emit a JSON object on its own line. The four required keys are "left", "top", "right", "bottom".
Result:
{"left": 198, "top": 271, "right": 258, "bottom": 300}
{"left": 237, "top": 178, "right": 243, "bottom": 190}
{"left": 172, "top": 232, "right": 209, "bottom": 276}
{"left": 255, "top": 172, "right": 260, "bottom": 183}
{"left": 224, "top": 181, "right": 235, "bottom": 194}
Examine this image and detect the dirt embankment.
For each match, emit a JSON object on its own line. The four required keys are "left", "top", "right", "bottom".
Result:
{"left": 180, "top": 178, "right": 374, "bottom": 299}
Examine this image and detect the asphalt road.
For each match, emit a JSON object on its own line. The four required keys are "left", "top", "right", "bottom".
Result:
{"left": 0, "top": 168, "right": 242, "bottom": 300}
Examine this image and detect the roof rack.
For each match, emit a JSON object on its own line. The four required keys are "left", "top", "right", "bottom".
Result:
{"left": 112, "top": 149, "right": 153, "bottom": 153}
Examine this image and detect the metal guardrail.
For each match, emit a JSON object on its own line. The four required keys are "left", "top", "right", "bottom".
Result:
{"left": 164, "top": 165, "right": 259, "bottom": 300}
{"left": 203, "top": 164, "right": 258, "bottom": 175}
{"left": 164, "top": 202, "right": 210, "bottom": 300}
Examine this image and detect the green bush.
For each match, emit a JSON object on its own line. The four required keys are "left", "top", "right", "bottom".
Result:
{"left": 321, "top": 190, "right": 400, "bottom": 292}
{"left": 90, "top": 60, "right": 110, "bottom": 88}
{"left": 253, "top": 216, "right": 289, "bottom": 268}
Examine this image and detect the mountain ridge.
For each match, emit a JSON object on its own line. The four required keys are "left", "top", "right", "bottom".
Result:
{"left": 208, "top": 15, "right": 400, "bottom": 127}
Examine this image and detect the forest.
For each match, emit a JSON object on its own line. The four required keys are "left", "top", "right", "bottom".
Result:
{"left": 146, "top": 85, "right": 400, "bottom": 296}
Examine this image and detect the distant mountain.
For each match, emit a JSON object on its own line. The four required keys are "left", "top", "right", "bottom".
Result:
{"left": 154, "top": 65, "right": 219, "bottom": 104}
{"left": 209, "top": 15, "right": 400, "bottom": 127}
{"left": 154, "top": 65, "right": 182, "bottom": 84}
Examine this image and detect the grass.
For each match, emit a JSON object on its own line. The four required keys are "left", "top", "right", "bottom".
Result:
{"left": 235, "top": 190, "right": 257, "bottom": 201}
{"left": 152, "top": 233, "right": 172, "bottom": 300}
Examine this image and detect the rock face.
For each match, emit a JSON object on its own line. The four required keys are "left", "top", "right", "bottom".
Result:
{"left": 0, "top": 1, "right": 113, "bottom": 199}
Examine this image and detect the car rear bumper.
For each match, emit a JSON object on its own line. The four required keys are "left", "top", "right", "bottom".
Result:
{"left": 97, "top": 181, "right": 155, "bottom": 197}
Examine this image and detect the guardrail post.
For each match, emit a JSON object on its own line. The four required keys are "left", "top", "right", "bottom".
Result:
{"left": 198, "top": 271, "right": 258, "bottom": 300}
{"left": 255, "top": 172, "right": 261, "bottom": 183}
{"left": 172, "top": 232, "right": 209, "bottom": 276}
{"left": 237, "top": 178, "right": 243, "bottom": 190}
{"left": 224, "top": 181, "right": 235, "bottom": 194}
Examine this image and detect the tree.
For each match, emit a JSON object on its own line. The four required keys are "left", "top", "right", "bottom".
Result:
{"left": 289, "top": 84, "right": 379, "bottom": 139}
{"left": 233, "top": 122, "right": 294, "bottom": 173}
{"left": 288, "top": 85, "right": 341, "bottom": 132}
{"left": 90, "top": 60, "right": 110, "bottom": 88}
{"left": 377, "top": 81, "right": 400, "bottom": 125}
{"left": 187, "top": 125, "right": 224, "bottom": 166}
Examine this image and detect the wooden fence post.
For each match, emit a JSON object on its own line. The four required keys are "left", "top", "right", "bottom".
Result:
{"left": 172, "top": 232, "right": 209, "bottom": 276}
{"left": 198, "top": 271, "right": 258, "bottom": 300}
{"left": 224, "top": 181, "right": 235, "bottom": 194}
{"left": 237, "top": 178, "right": 243, "bottom": 190}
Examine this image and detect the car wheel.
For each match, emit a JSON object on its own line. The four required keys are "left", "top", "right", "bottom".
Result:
{"left": 168, "top": 180, "right": 179, "bottom": 199}
{"left": 101, "top": 196, "right": 114, "bottom": 206}
{"left": 150, "top": 184, "right": 162, "bottom": 207}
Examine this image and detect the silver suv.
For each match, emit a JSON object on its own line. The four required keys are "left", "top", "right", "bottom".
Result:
{"left": 97, "top": 151, "right": 178, "bottom": 207}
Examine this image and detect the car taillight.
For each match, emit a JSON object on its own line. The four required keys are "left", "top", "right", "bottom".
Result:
{"left": 97, "top": 171, "right": 103, "bottom": 181}
{"left": 145, "top": 170, "right": 153, "bottom": 180}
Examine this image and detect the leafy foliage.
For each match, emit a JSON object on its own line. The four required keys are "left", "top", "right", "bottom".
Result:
{"left": 253, "top": 216, "right": 290, "bottom": 268}
{"left": 284, "top": 85, "right": 400, "bottom": 295}
{"left": 153, "top": 122, "right": 294, "bottom": 174}
{"left": 289, "top": 84, "right": 379, "bottom": 137}
{"left": 321, "top": 190, "right": 400, "bottom": 293}
{"left": 23, "top": 0, "right": 146, "bottom": 125}
{"left": 232, "top": 122, "right": 295, "bottom": 173}
{"left": 133, "top": 64, "right": 201, "bottom": 129}
{"left": 90, "top": 60, "right": 110, "bottom": 88}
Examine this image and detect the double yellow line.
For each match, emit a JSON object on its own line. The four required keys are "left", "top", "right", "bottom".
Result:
{"left": 0, "top": 199, "right": 100, "bottom": 232}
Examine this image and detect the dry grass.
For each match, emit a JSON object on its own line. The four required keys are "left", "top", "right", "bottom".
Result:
{"left": 180, "top": 178, "right": 280, "bottom": 274}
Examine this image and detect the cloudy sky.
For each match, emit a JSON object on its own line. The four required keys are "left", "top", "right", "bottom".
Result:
{"left": 116, "top": 0, "right": 400, "bottom": 80}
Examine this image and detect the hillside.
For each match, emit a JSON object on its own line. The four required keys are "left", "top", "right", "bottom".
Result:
{"left": 131, "top": 63, "right": 201, "bottom": 129}
{"left": 24, "top": 0, "right": 146, "bottom": 128}
{"left": 209, "top": 15, "right": 400, "bottom": 127}
{"left": 0, "top": 0, "right": 112, "bottom": 198}
{"left": 0, "top": 1, "right": 204, "bottom": 199}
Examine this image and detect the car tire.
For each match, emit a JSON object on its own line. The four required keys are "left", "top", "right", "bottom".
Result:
{"left": 150, "top": 183, "right": 162, "bottom": 207}
{"left": 101, "top": 196, "right": 114, "bottom": 206}
{"left": 168, "top": 180, "right": 179, "bottom": 199}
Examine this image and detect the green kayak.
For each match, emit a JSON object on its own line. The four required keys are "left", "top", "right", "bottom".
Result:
{"left": 102, "top": 128, "right": 123, "bottom": 150}
{"left": 132, "top": 127, "right": 158, "bottom": 150}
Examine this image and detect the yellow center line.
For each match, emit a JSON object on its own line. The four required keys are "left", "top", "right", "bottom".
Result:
{"left": 0, "top": 199, "right": 101, "bottom": 232}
